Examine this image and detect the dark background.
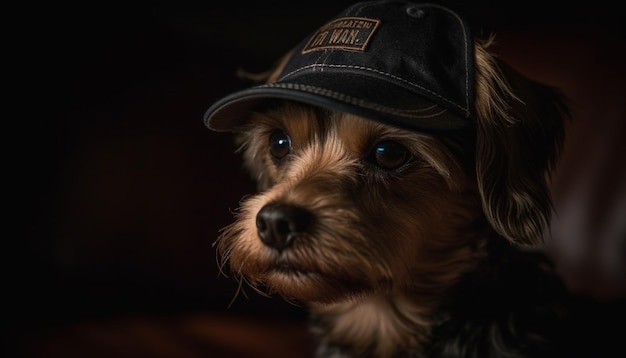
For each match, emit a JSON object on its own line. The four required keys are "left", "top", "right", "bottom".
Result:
{"left": 6, "top": 1, "right": 625, "bottom": 357}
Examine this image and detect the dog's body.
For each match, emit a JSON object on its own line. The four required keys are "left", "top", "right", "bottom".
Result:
{"left": 206, "top": 3, "right": 622, "bottom": 357}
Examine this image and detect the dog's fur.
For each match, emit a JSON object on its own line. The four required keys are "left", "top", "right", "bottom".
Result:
{"left": 214, "top": 36, "right": 622, "bottom": 357}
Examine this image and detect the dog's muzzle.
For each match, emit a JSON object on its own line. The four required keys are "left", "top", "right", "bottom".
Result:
{"left": 256, "top": 203, "right": 312, "bottom": 251}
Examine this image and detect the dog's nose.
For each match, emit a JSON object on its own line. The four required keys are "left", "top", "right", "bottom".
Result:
{"left": 256, "top": 203, "right": 312, "bottom": 251}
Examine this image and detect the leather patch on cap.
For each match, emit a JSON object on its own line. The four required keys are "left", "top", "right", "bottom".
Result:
{"left": 302, "top": 17, "right": 380, "bottom": 53}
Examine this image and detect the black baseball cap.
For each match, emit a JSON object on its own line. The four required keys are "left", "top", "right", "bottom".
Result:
{"left": 204, "top": 0, "right": 475, "bottom": 132}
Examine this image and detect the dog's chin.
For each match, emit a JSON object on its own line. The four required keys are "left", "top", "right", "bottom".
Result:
{"left": 260, "top": 266, "right": 371, "bottom": 304}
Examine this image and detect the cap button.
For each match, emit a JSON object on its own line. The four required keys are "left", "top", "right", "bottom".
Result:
{"left": 406, "top": 6, "right": 425, "bottom": 18}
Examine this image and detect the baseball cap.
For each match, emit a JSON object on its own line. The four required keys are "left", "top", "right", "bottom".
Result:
{"left": 204, "top": 0, "right": 475, "bottom": 132}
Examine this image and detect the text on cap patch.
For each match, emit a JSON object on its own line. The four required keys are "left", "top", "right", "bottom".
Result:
{"left": 302, "top": 17, "right": 380, "bottom": 53}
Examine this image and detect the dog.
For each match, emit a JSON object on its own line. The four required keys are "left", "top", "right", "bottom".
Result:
{"left": 203, "top": 1, "right": 623, "bottom": 357}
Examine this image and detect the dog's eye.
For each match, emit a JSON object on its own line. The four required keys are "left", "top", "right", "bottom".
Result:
{"left": 370, "top": 141, "right": 411, "bottom": 170}
{"left": 269, "top": 131, "right": 292, "bottom": 160}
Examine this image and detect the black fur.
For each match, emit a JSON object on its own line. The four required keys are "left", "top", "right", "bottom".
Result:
{"left": 311, "top": 239, "right": 625, "bottom": 358}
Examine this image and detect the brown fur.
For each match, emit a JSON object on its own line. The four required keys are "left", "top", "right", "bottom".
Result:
{"left": 215, "top": 36, "right": 571, "bottom": 358}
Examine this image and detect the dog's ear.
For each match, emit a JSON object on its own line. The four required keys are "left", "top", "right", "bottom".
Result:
{"left": 236, "top": 49, "right": 294, "bottom": 85}
{"left": 473, "top": 37, "right": 570, "bottom": 246}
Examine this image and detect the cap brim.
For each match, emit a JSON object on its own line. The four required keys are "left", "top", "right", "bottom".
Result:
{"left": 204, "top": 71, "right": 471, "bottom": 133}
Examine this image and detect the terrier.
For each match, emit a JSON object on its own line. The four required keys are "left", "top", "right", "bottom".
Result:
{"left": 203, "top": 1, "right": 622, "bottom": 357}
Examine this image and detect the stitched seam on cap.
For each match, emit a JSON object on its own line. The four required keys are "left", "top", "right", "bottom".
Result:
{"left": 259, "top": 83, "right": 449, "bottom": 119}
{"left": 278, "top": 64, "right": 467, "bottom": 114}
{"left": 440, "top": 5, "right": 471, "bottom": 116}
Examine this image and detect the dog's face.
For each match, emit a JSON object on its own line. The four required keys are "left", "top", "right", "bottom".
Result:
{"left": 217, "top": 101, "right": 485, "bottom": 305}
{"left": 215, "top": 39, "right": 568, "bottom": 309}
